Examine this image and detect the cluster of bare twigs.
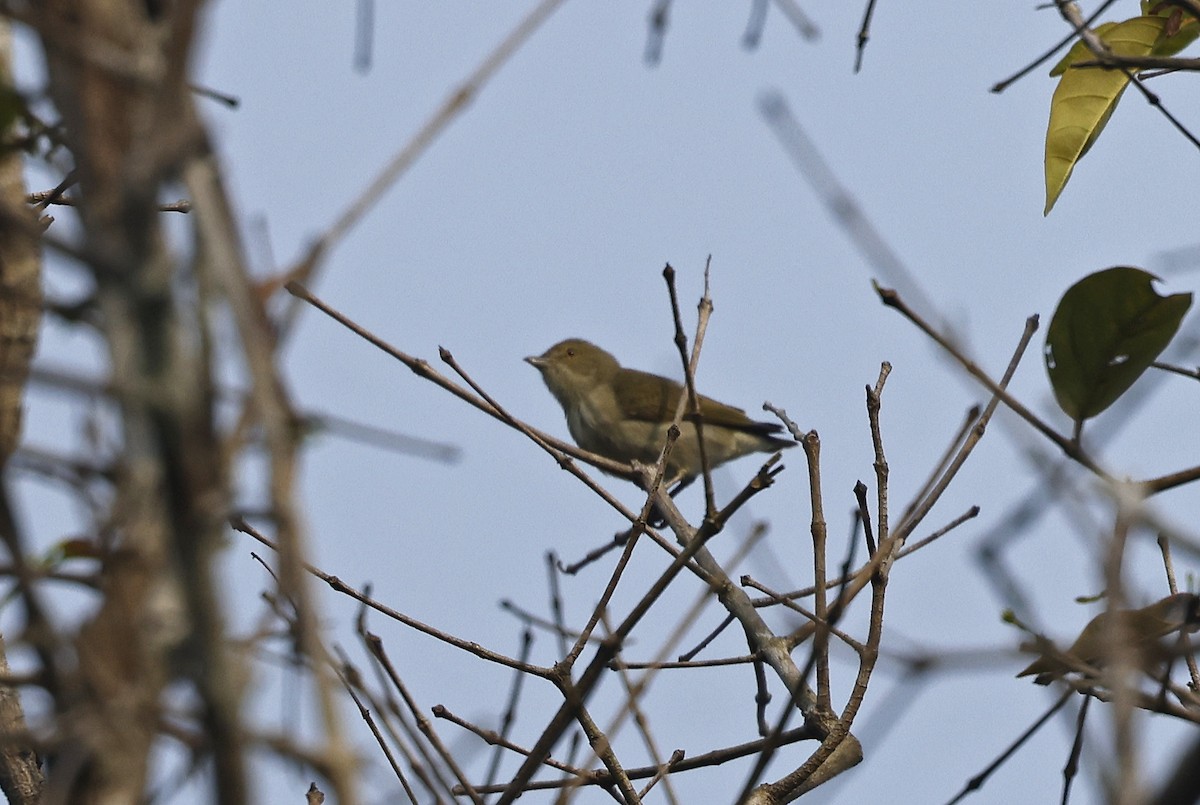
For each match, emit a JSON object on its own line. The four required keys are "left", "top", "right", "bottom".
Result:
{"left": 0, "top": 2, "right": 1199, "bottom": 805}
{"left": 0, "top": 2, "right": 360, "bottom": 802}
{"left": 250, "top": 259, "right": 1032, "bottom": 802}
{"left": 879, "top": 286, "right": 1200, "bottom": 805}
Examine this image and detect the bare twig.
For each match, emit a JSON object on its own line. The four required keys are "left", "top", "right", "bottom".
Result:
{"left": 854, "top": 0, "right": 879, "bottom": 72}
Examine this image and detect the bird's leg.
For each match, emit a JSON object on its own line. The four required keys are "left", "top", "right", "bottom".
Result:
{"left": 646, "top": 476, "right": 694, "bottom": 529}
{"left": 668, "top": 476, "right": 695, "bottom": 498}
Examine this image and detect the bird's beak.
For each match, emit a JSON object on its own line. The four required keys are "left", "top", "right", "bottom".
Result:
{"left": 525, "top": 355, "right": 546, "bottom": 369}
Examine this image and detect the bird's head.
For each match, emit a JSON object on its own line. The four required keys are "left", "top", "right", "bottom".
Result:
{"left": 525, "top": 339, "right": 621, "bottom": 404}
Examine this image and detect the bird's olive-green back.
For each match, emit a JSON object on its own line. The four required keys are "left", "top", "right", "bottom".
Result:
{"left": 613, "top": 367, "right": 784, "bottom": 437}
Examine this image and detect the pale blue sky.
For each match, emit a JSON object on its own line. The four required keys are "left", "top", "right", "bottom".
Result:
{"left": 14, "top": 2, "right": 1200, "bottom": 802}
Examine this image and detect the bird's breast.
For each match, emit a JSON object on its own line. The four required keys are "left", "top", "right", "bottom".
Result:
{"left": 564, "top": 388, "right": 663, "bottom": 464}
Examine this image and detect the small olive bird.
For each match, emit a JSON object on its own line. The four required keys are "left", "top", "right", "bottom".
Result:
{"left": 1017, "top": 592, "right": 1200, "bottom": 685}
{"left": 525, "top": 339, "right": 794, "bottom": 488}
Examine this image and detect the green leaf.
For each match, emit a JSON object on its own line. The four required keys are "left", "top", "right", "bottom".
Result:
{"left": 1044, "top": 16, "right": 1174, "bottom": 215}
{"left": 1045, "top": 266, "right": 1192, "bottom": 422}
{"left": 0, "top": 85, "right": 23, "bottom": 135}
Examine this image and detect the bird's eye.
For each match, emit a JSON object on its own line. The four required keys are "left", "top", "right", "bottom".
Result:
{"left": 566, "top": 349, "right": 575, "bottom": 357}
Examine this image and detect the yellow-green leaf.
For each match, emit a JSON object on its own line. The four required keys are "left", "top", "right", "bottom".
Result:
{"left": 1044, "top": 16, "right": 1171, "bottom": 215}
{"left": 1045, "top": 266, "right": 1192, "bottom": 422}
{"left": 1050, "top": 22, "right": 1121, "bottom": 76}
{"left": 1141, "top": 0, "right": 1200, "bottom": 47}
{"left": 1154, "top": 15, "right": 1200, "bottom": 54}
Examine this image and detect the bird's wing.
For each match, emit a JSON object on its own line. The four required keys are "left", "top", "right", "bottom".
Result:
{"left": 615, "top": 369, "right": 784, "bottom": 436}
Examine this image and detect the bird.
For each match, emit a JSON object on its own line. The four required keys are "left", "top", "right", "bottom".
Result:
{"left": 1017, "top": 592, "right": 1200, "bottom": 685}
{"left": 525, "top": 338, "right": 794, "bottom": 489}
